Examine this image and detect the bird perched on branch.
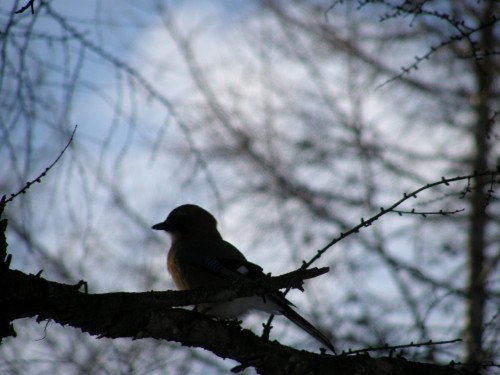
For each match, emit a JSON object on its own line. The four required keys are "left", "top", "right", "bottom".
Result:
{"left": 152, "top": 204, "right": 335, "bottom": 353}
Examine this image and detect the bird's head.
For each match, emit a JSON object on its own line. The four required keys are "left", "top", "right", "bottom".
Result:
{"left": 152, "top": 204, "right": 219, "bottom": 236}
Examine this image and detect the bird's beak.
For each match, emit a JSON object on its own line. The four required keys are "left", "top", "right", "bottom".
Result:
{"left": 152, "top": 221, "right": 169, "bottom": 231}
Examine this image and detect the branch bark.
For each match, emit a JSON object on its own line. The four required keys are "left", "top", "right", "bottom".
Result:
{"left": 0, "top": 266, "right": 473, "bottom": 375}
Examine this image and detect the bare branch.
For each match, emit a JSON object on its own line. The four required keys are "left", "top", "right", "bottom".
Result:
{"left": 304, "top": 170, "right": 500, "bottom": 270}
{"left": 4, "top": 125, "right": 77, "bottom": 205}
{"left": 14, "top": 0, "right": 35, "bottom": 15}
{"left": 0, "top": 267, "right": 474, "bottom": 375}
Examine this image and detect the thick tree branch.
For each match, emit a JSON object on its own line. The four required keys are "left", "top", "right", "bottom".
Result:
{"left": 1, "top": 265, "right": 327, "bottom": 336}
{"left": 0, "top": 266, "right": 472, "bottom": 374}
{"left": 1, "top": 266, "right": 328, "bottom": 318}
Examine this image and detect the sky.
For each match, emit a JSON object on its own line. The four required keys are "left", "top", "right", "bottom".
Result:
{"left": 1, "top": 0, "right": 498, "bottom": 373}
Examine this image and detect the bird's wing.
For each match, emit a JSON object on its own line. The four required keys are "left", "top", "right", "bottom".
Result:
{"left": 181, "top": 239, "right": 296, "bottom": 306}
{"left": 177, "top": 239, "right": 264, "bottom": 279}
{"left": 186, "top": 252, "right": 266, "bottom": 281}
{"left": 180, "top": 239, "right": 336, "bottom": 353}
{"left": 198, "top": 256, "right": 335, "bottom": 352}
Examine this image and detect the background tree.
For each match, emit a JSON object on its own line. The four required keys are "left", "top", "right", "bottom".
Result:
{"left": 0, "top": 0, "right": 498, "bottom": 373}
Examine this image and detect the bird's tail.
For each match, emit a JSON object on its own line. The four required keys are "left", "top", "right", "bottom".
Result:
{"left": 271, "top": 295, "right": 336, "bottom": 354}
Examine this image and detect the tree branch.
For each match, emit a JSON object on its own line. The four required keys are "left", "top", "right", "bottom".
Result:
{"left": 0, "top": 268, "right": 472, "bottom": 375}
{"left": 1, "top": 265, "right": 327, "bottom": 331}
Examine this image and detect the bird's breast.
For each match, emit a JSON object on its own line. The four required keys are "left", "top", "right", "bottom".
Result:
{"left": 167, "top": 246, "right": 191, "bottom": 290}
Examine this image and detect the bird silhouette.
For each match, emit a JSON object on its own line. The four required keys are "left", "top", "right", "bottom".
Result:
{"left": 153, "top": 204, "right": 335, "bottom": 353}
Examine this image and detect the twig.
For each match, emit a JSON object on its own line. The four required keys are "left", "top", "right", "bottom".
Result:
{"left": 391, "top": 208, "right": 465, "bottom": 217}
{"left": 14, "top": 0, "right": 35, "bottom": 15}
{"left": 303, "top": 170, "right": 499, "bottom": 270}
{"left": 342, "top": 338, "right": 462, "bottom": 356}
{"left": 4, "top": 125, "right": 77, "bottom": 205}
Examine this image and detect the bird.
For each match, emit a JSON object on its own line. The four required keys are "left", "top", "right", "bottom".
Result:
{"left": 152, "top": 204, "right": 335, "bottom": 353}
